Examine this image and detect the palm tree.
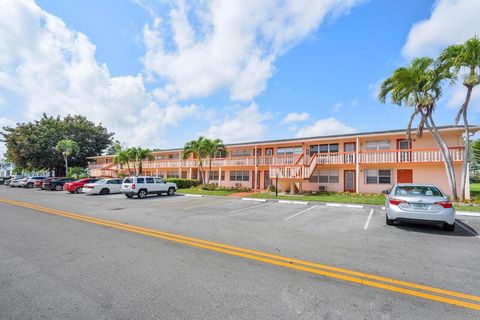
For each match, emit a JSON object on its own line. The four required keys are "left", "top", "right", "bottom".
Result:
{"left": 438, "top": 36, "right": 480, "bottom": 200}
{"left": 183, "top": 137, "right": 208, "bottom": 184}
{"left": 113, "top": 149, "right": 131, "bottom": 175}
{"left": 136, "top": 148, "right": 154, "bottom": 175}
{"left": 379, "top": 57, "right": 458, "bottom": 199}
{"left": 204, "top": 138, "right": 226, "bottom": 183}
{"left": 55, "top": 139, "right": 79, "bottom": 176}
{"left": 126, "top": 147, "right": 138, "bottom": 175}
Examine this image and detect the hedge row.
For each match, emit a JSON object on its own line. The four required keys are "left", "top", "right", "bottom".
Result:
{"left": 165, "top": 178, "right": 199, "bottom": 189}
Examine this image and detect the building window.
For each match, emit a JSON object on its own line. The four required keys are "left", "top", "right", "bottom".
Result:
{"left": 209, "top": 171, "right": 225, "bottom": 181}
{"left": 277, "top": 146, "right": 302, "bottom": 155}
{"left": 265, "top": 148, "right": 273, "bottom": 156}
{"left": 310, "top": 144, "right": 339, "bottom": 155}
{"left": 365, "top": 169, "right": 391, "bottom": 184}
{"left": 366, "top": 141, "right": 390, "bottom": 151}
{"left": 167, "top": 171, "right": 180, "bottom": 178}
{"left": 168, "top": 154, "right": 179, "bottom": 160}
{"left": 230, "top": 171, "right": 249, "bottom": 181}
{"left": 310, "top": 170, "right": 339, "bottom": 183}
{"left": 230, "top": 149, "right": 252, "bottom": 157}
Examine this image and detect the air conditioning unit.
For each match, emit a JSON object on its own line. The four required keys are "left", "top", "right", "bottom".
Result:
{"left": 319, "top": 185, "right": 327, "bottom": 192}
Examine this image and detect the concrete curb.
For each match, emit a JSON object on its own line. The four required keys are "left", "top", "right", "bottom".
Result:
{"left": 241, "top": 197, "right": 267, "bottom": 202}
{"left": 325, "top": 203, "right": 364, "bottom": 209}
{"left": 456, "top": 211, "right": 480, "bottom": 217}
{"left": 183, "top": 194, "right": 203, "bottom": 198}
{"left": 278, "top": 200, "right": 308, "bottom": 205}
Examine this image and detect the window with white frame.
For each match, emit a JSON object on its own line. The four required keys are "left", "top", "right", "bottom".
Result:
{"left": 230, "top": 149, "right": 252, "bottom": 157}
{"left": 229, "top": 171, "right": 249, "bottom": 181}
{"left": 277, "top": 146, "right": 302, "bottom": 155}
{"left": 365, "top": 169, "right": 391, "bottom": 184}
{"left": 365, "top": 140, "right": 390, "bottom": 151}
{"left": 209, "top": 171, "right": 225, "bottom": 181}
{"left": 310, "top": 170, "right": 339, "bottom": 183}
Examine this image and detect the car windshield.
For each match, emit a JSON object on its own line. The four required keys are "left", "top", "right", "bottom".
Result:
{"left": 394, "top": 186, "right": 443, "bottom": 197}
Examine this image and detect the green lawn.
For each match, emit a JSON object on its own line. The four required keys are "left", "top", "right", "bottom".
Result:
{"left": 470, "top": 183, "right": 480, "bottom": 196}
{"left": 176, "top": 188, "right": 240, "bottom": 196}
{"left": 247, "top": 192, "right": 386, "bottom": 205}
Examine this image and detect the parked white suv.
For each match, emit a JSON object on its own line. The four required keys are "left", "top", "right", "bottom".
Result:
{"left": 121, "top": 176, "right": 177, "bottom": 199}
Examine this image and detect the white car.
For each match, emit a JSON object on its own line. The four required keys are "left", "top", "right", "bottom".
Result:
{"left": 385, "top": 184, "right": 455, "bottom": 231}
{"left": 83, "top": 178, "right": 124, "bottom": 195}
{"left": 121, "top": 176, "right": 177, "bottom": 199}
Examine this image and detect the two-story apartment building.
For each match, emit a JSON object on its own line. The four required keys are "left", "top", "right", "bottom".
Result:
{"left": 88, "top": 125, "right": 478, "bottom": 198}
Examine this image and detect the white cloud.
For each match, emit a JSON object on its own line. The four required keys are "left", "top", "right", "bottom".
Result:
{"left": 282, "top": 112, "right": 310, "bottom": 124}
{"left": 203, "top": 103, "right": 271, "bottom": 143}
{"left": 0, "top": 117, "right": 15, "bottom": 157}
{"left": 402, "top": 0, "right": 480, "bottom": 58}
{"left": 142, "top": 0, "right": 364, "bottom": 101}
{"left": 332, "top": 101, "right": 343, "bottom": 112}
{"left": 402, "top": 0, "right": 480, "bottom": 115}
{"left": 0, "top": 0, "right": 199, "bottom": 149}
{"left": 351, "top": 98, "right": 359, "bottom": 107}
{"left": 295, "top": 117, "right": 356, "bottom": 138}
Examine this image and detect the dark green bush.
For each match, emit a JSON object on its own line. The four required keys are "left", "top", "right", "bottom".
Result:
{"left": 165, "top": 178, "right": 199, "bottom": 189}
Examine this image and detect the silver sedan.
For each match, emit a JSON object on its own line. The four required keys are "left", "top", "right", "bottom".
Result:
{"left": 384, "top": 184, "right": 455, "bottom": 231}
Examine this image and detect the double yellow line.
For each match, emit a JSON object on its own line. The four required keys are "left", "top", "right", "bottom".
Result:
{"left": 1, "top": 197, "right": 480, "bottom": 311}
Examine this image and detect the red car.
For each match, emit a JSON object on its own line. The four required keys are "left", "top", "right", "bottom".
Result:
{"left": 63, "top": 178, "right": 99, "bottom": 193}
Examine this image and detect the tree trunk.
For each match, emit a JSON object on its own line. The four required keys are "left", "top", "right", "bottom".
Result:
{"left": 424, "top": 112, "right": 457, "bottom": 199}
{"left": 458, "top": 85, "right": 473, "bottom": 201}
{"left": 64, "top": 156, "right": 69, "bottom": 177}
{"left": 207, "top": 157, "right": 212, "bottom": 184}
{"left": 138, "top": 160, "right": 143, "bottom": 175}
{"left": 126, "top": 162, "right": 131, "bottom": 176}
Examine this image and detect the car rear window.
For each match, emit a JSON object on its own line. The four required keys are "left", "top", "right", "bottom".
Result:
{"left": 394, "top": 186, "right": 443, "bottom": 197}
{"left": 124, "top": 178, "right": 133, "bottom": 183}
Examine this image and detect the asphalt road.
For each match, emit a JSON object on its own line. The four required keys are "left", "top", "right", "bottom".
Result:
{"left": 1, "top": 186, "right": 479, "bottom": 319}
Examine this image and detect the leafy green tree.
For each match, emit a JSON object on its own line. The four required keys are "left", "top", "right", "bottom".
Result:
{"left": 67, "top": 166, "right": 88, "bottom": 179}
{"left": 183, "top": 137, "right": 208, "bottom": 184}
{"left": 379, "top": 57, "right": 458, "bottom": 198}
{"left": 438, "top": 36, "right": 480, "bottom": 200}
{"left": 126, "top": 147, "right": 138, "bottom": 175}
{"left": 106, "top": 140, "right": 123, "bottom": 155}
{"left": 56, "top": 139, "right": 79, "bottom": 175}
{"left": 113, "top": 148, "right": 131, "bottom": 175}
{"left": 203, "top": 138, "right": 226, "bottom": 184}
{"left": 1, "top": 114, "right": 113, "bottom": 175}
{"left": 135, "top": 148, "right": 154, "bottom": 175}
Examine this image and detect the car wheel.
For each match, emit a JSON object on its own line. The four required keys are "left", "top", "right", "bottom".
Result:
{"left": 386, "top": 215, "right": 394, "bottom": 226}
{"left": 75, "top": 187, "right": 83, "bottom": 193}
{"left": 125, "top": 194, "right": 133, "bottom": 198}
{"left": 54, "top": 185, "right": 63, "bottom": 191}
{"left": 69, "top": 191, "right": 75, "bottom": 194}
{"left": 167, "top": 187, "right": 175, "bottom": 196}
{"left": 137, "top": 189, "right": 147, "bottom": 199}
{"left": 100, "top": 188, "right": 110, "bottom": 195}
{"left": 443, "top": 223, "right": 455, "bottom": 232}
{"left": 26, "top": 182, "right": 34, "bottom": 188}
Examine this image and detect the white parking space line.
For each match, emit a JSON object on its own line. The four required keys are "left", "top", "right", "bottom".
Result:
{"left": 364, "top": 209, "right": 374, "bottom": 230}
{"left": 282, "top": 205, "right": 318, "bottom": 221}
{"left": 228, "top": 202, "right": 270, "bottom": 214}
{"left": 456, "top": 220, "right": 480, "bottom": 239}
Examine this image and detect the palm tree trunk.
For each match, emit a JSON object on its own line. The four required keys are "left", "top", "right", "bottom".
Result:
{"left": 423, "top": 111, "right": 457, "bottom": 199}
{"left": 126, "top": 162, "right": 131, "bottom": 176}
{"left": 458, "top": 84, "right": 473, "bottom": 201}
{"left": 64, "top": 156, "right": 68, "bottom": 177}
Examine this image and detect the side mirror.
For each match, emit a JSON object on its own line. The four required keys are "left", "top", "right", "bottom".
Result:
{"left": 381, "top": 189, "right": 390, "bottom": 195}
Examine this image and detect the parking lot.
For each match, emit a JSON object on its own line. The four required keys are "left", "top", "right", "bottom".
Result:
{"left": 1, "top": 186, "right": 480, "bottom": 319}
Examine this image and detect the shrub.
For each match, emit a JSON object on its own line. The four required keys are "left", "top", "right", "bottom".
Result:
{"left": 267, "top": 185, "right": 276, "bottom": 192}
{"left": 165, "top": 178, "right": 199, "bottom": 189}
{"left": 68, "top": 166, "right": 88, "bottom": 179}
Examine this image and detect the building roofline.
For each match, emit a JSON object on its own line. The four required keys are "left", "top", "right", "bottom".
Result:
{"left": 88, "top": 125, "right": 479, "bottom": 158}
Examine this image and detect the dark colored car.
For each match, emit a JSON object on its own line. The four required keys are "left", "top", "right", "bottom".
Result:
{"left": 43, "top": 178, "right": 76, "bottom": 191}
{"left": 63, "top": 178, "right": 99, "bottom": 193}
{"left": 40, "top": 177, "right": 64, "bottom": 190}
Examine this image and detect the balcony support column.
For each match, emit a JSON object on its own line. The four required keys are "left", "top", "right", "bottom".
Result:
{"left": 355, "top": 137, "right": 360, "bottom": 194}
{"left": 218, "top": 167, "right": 222, "bottom": 187}
{"left": 188, "top": 167, "right": 192, "bottom": 180}
{"left": 254, "top": 145, "right": 258, "bottom": 191}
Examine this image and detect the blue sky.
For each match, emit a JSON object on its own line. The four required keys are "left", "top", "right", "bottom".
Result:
{"left": 0, "top": 0, "right": 479, "bottom": 154}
